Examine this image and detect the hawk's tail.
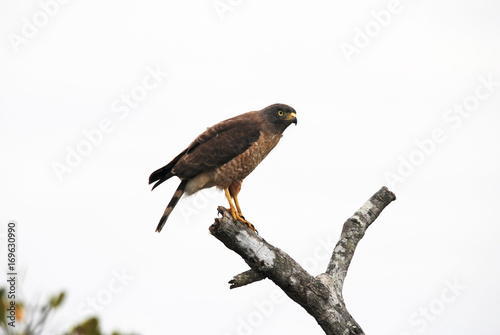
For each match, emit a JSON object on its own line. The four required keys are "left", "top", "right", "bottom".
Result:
{"left": 149, "top": 166, "right": 175, "bottom": 190}
{"left": 149, "top": 148, "right": 189, "bottom": 190}
{"left": 156, "top": 180, "right": 188, "bottom": 233}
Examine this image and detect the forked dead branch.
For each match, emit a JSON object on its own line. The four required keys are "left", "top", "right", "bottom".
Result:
{"left": 209, "top": 186, "right": 396, "bottom": 335}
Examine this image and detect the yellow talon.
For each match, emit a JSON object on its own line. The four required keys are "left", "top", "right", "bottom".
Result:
{"left": 224, "top": 188, "right": 257, "bottom": 231}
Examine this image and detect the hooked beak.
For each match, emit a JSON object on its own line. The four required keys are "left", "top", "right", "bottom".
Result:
{"left": 286, "top": 112, "right": 297, "bottom": 125}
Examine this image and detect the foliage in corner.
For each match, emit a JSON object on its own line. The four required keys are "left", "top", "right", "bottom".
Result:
{"left": 0, "top": 288, "right": 135, "bottom": 335}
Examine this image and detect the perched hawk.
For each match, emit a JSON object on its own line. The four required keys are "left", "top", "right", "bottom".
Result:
{"left": 149, "top": 103, "right": 297, "bottom": 232}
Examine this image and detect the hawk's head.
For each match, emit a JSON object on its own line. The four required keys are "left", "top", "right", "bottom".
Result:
{"left": 261, "top": 103, "right": 297, "bottom": 133}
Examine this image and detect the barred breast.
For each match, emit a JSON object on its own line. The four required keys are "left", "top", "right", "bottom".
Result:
{"left": 213, "top": 132, "right": 282, "bottom": 189}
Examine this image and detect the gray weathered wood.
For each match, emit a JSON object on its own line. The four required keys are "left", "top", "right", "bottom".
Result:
{"left": 209, "top": 186, "right": 396, "bottom": 335}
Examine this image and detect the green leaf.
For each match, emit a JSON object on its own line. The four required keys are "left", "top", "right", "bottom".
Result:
{"left": 50, "top": 291, "right": 66, "bottom": 308}
{"left": 0, "top": 289, "right": 6, "bottom": 326}
{"left": 71, "top": 316, "right": 102, "bottom": 335}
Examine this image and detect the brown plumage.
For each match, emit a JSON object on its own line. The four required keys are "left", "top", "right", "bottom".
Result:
{"left": 149, "top": 103, "right": 297, "bottom": 232}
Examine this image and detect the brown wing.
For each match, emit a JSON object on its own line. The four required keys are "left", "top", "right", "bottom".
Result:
{"left": 173, "top": 111, "right": 262, "bottom": 179}
{"left": 149, "top": 111, "right": 262, "bottom": 189}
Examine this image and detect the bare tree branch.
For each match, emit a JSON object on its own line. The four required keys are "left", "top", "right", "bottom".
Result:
{"left": 209, "top": 186, "right": 396, "bottom": 335}
{"left": 326, "top": 186, "right": 397, "bottom": 289}
{"left": 229, "top": 269, "right": 266, "bottom": 289}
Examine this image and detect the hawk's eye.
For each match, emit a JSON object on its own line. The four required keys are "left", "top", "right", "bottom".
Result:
{"left": 278, "top": 110, "right": 284, "bottom": 116}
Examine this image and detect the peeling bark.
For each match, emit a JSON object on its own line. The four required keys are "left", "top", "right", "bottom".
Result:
{"left": 209, "top": 186, "right": 396, "bottom": 335}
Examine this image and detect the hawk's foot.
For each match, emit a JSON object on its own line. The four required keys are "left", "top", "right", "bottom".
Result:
{"left": 227, "top": 207, "right": 257, "bottom": 232}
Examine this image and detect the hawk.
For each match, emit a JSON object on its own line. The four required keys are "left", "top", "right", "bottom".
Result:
{"left": 149, "top": 103, "right": 297, "bottom": 232}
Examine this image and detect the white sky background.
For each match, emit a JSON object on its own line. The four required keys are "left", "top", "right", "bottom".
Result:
{"left": 1, "top": 0, "right": 500, "bottom": 334}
